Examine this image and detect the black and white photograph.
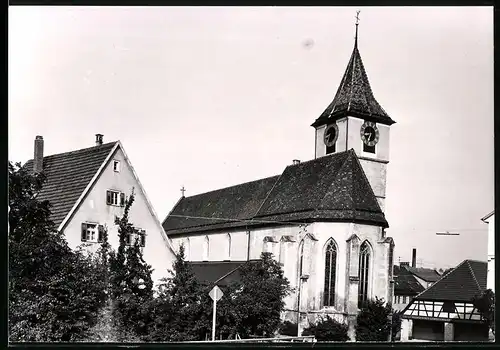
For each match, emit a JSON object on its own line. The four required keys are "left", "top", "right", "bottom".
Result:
{"left": 8, "top": 6, "right": 494, "bottom": 343}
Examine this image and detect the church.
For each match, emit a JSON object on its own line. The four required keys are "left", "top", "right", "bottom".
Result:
{"left": 162, "top": 21, "right": 396, "bottom": 338}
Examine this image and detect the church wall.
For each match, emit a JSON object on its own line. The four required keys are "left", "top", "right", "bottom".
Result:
{"left": 308, "top": 222, "right": 351, "bottom": 314}
{"left": 351, "top": 224, "right": 391, "bottom": 303}
{"left": 335, "top": 118, "right": 348, "bottom": 153}
{"left": 171, "top": 229, "right": 249, "bottom": 262}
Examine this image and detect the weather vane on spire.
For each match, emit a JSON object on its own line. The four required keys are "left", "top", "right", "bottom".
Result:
{"left": 354, "top": 10, "right": 361, "bottom": 47}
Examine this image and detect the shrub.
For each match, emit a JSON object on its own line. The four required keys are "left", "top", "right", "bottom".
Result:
{"left": 279, "top": 321, "right": 298, "bottom": 336}
{"left": 302, "top": 316, "right": 349, "bottom": 341}
{"left": 355, "top": 297, "right": 391, "bottom": 341}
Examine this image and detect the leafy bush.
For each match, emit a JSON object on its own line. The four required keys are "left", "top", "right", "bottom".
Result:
{"left": 8, "top": 161, "right": 107, "bottom": 342}
{"left": 302, "top": 316, "right": 349, "bottom": 341}
{"left": 355, "top": 297, "right": 391, "bottom": 341}
{"left": 279, "top": 321, "right": 298, "bottom": 336}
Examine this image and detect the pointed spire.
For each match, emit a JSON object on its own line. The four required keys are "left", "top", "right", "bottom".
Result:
{"left": 311, "top": 13, "right": 395, "bottom": 127}
{"left": 354, "top": 10, "right": 360, "bottom": 48}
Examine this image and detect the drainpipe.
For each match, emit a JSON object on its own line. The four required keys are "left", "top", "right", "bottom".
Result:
{"left": 297, "top": 277, "right": 302, "bottom": 336}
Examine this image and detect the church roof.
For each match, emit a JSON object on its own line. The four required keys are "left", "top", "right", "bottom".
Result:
{"left": 413, "top": 260, "right": 487, "bottom": 302}
{"left": 162, "top": 149, "right": 388, "bottom": 236}
{"left": 188, "top": 260, "right": 257, "bottom": 287}
{"left": 311, "top": 33, "right": 395, "bottom": 127}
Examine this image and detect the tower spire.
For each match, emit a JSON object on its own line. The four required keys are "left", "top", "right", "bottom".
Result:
{"left": 355, "top": 10, "right": 360, "bottom": 48}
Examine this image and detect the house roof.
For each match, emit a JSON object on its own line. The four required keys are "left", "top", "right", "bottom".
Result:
{"left": 189, "top": 260, "right": 258, "bottom": 287}
{"left": 311, "top": 36, "right": 395, "bottom": 127}
{"left": 24, "top": 142, "right": 118, "bottom": 228}
{"left": 406, "top": 266, "right": 442, "bottom": 283}
{"left": 162, "top": 149, "right": 388, "bottom": 236}
{"left": 414, "top": 260, "right": 487, "bottom": 302}
{"left": 393, "top": 265, "right": 425, "bottom": 296}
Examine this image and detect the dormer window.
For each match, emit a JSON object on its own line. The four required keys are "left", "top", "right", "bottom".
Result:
{"left": 113, "top": 160, "right": 121, "bottom": 172}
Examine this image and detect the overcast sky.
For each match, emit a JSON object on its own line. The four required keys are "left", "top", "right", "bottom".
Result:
{"left": 9, "top": 6, "right": 493, "bottom": 270}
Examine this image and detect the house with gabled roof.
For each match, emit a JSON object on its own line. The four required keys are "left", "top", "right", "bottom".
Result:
{"left": 400, "top": 259, "right": 489, "bottom": 342}
{"left": 162, "top": 21, "right": 396, "bottom": 340}
{"left": 24, "top": 134, "right": 176, "bottom": 285}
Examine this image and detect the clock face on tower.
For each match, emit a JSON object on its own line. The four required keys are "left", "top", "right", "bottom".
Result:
{"left": 360, "top": 121, "right": 380, "bottom": 147}
{"left": 324, "top": 124, "right": 339, "bottom": 147}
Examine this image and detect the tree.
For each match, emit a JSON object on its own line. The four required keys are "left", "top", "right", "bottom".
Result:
{"left": 391, "top": 310, "right": 403, "bottom": 341}
{"left": 302, "top": 316, "right": 349, "bottom": 341}
{"left": 355, "top": 297, "right": 392, "bottom": 341}
{"left": 9, "top": 162, "right": 107, "bottom": 342}
{"left": 219, "top": 252, "right": 292, "bottom": 339}
{"left": 148, "top": 244, "right": 209, "bottom": 341}
{"left": 108, "top": 189, "right": 155, "bottom": 342}
{"left": 473, "top": 289, "right": 495, "bottom": 336}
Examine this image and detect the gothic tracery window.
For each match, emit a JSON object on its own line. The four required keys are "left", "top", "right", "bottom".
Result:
{"left": 358, "top": 241, "right": 371, "bottom": 308}
{"left": 323, "top": 239, "right": 337, "bottom": 307}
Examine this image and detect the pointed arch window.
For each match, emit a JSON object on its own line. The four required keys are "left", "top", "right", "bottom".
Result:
{"left": 323, "top": 239, "right": 337, "bottom": 307}
{"left": 298, "top": 240, "right": 305, "bottom": 276}
{"left": 203, "top": 236, "right": 209, "bottom": 261}
{"left": 358, "top": 241, "right": 371, "bottom": 308}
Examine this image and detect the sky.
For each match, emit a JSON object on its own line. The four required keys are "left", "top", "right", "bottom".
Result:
{"left": 9, "top": 6, "right": 493, "bottom": 270}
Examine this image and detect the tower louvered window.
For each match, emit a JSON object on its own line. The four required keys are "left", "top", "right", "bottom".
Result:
{"left": 358, "top": 242, "right": 371, "bottom": 308}
{"left": 323, "top": 240, "right": 337, "bottom": 307}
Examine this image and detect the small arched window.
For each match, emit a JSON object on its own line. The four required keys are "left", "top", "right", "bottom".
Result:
{"left": 185, "top": 238, "right": 190, "bottom": 261}
{"left": 227, "top": 234, "right": 232, "bottom": 260}
{"left": 323, "top": 239, "right": 337, "bottom": 307}
{"left": 203, "top": 236, "right": 209, "bottom": 261}
{"left": 358, "top": 241, "right": 371, "bottom": 308}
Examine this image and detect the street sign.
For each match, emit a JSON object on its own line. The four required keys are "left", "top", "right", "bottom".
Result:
{"left": 209, "top": 285, "right": 224, "bottom": 301}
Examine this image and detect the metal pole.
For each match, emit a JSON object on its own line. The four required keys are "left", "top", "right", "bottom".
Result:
{"left": 212, "top": 297, "right": 217, "bottom": 341}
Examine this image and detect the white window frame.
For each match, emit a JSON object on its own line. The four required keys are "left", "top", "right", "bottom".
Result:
{"left": 84, "top": 222, "right": 99, "bottom": 243}
{"left": 113, "top": 160, "right": 121, "bottom": 172}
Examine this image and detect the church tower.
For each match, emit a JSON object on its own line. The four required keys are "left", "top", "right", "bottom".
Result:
{"left": 311, "top": 16, "right": 395, "bottom": 212}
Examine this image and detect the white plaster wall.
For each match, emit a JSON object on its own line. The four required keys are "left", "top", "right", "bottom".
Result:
{"left": 169, "top": 220, "right": 391, "bottom": 318}
{"left": 63, "top": 147, "right": 176, "bottom": 286}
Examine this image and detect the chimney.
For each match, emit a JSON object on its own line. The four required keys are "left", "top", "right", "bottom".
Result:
{"left": 412, "top": 248, "right": 417, "bottom": 268}
{"left": 33, "top": 136, "right": 44, "bottom": 173}
{"left": 292, "top": 159, "right": 301, "bottom": 165}
{"left": 95, "top": 134, "right": 103, "bottom": 146}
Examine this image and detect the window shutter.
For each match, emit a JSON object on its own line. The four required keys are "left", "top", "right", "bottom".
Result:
{"left": 140, "top": 230, "right": 146, "bottom": 247}
{"left": 81, "top": 223, "right": 88, "bottom": 242}
{"left": 98, "top": 225, "right": 104, "bottom": 243}
{"left": 120, "top": 193, "right": 125, "bottom": 206}
{"left": 106, "top": 191, "right": 112, "bottom": 205}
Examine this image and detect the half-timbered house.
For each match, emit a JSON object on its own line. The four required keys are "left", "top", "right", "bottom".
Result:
{"left": 400, "top": 259, "right": 488, "bottom": 342}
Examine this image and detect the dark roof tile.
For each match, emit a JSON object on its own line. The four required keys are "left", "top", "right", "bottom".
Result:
{"left": 414, "top": 260, "right": 487, "bottom": 302}
{"left": 163, "top": 149, "right": 388, "bottom": 236}
{"left": 394, "top": 265, "right": 425, "bottom": 296}
{"left": 24, "top": 142, "right": 116, "bottom": 228}
{"left": 312, "top": 43, "right": 395, "bottom": 127}
{"left": 406, "top": 267, "right": 442, "bottom": 283}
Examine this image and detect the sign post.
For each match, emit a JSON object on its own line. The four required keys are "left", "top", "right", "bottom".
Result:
{"left": 209, "top": 285, "right": 223, "bottom": 341}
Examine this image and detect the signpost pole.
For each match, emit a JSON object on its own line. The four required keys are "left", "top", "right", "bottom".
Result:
{"left": 212, "top": 296, "right": 217, "bottom": 341}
